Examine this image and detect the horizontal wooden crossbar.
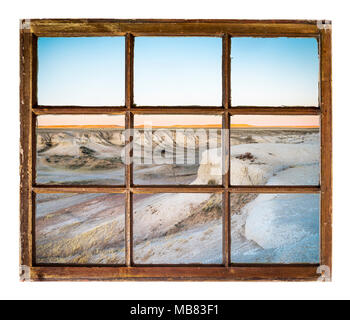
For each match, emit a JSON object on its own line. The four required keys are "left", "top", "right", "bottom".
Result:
{"left": 33, "top": 186, "right": 320, "bottom": 194}
{"left": 28, "top": 19, "right": 322, "bottom": 37}
{"left": 29, "top": 265, "right": 320, "bottom": 281}
{"left": 33, "top": 106, "right": 321, "bottom": 115}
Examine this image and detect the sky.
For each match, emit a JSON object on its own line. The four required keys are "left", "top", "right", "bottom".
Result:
{"left": 37, "top": 115, "right": 125, "bottom": 127}
{"left": 134, "top": 115, "right": 221, "bottom": 127}
{"left": 231, "top": 37, "right": 319, "bottom": 106}
{"left": 134, "top": 37, "right": 222, "bottom": 106}
{"left": 231, "top": 115, "right": 320, "bottom": 127}
{"left": 37, "top": 36, "right": 319, "bottom": 126}
{"left": 38, "top": 37, "right": 125, "bottom": 106}
{"left": 38, "top": 114, "right": 319, "bottom": 128}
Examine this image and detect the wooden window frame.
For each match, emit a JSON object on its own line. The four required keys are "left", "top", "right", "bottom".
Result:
{"left": 20, "top": 19, "right": 332, "bottom": 281}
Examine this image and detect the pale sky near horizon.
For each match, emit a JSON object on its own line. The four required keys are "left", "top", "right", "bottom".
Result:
{"left": 37, "top": 115, "right": 125, "bottom": 126}
{"left": 231, "top": 115, "right": 320, "bottom": 127}
{"left": 38, "top": 114, "right": 319, "bottom": 128}
{"left": 134, "top": 115, "right": 221, "bottom": 127}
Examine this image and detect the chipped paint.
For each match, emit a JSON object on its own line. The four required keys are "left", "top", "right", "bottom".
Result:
{"left": 317, "top": 20, "right": 332, "bottom": 30}
{"left": 20, "top": 19, "right": 31, "bottom": 31}
{"left": 19, "top": 265, "right": 31, "bottom": 281}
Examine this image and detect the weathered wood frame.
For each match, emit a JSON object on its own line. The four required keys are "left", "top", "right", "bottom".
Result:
{"left": 20, "top": 19, "right": 332, "bottom": 281}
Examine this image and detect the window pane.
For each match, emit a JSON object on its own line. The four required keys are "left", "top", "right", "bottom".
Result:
{"left": 38, "top": 37, "right": 125, "bottom": 106}
{"left": 231, "top": 37, "right": 319, "bottom": 106}
{"left": 133, "top": 193, "right": 222, "bottom": 264}
{"left": 231, "top": 193, "right": 320, "bottom": 264}
{"left": 36, "top": 115, "right": 125, "bottom": 185}
{"left": 230, "top": 115, "right": 320, "bottom": 186}
{"left": 35, "top": 193, "right": 125, "bottom": 264}
{"left": 133, "top": 115, "right": 222, "bottom": 185}
{"left": 134, "top": 37, "right": 222, "bottom": 106}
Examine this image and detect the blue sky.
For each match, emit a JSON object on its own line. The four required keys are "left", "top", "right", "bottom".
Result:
{"left": 231, "top": 37, "right": 319, "bottom": 106}
{"left": 38, "top": 36, "right": 319, "bottom": 107}
{"left": 38, "top": 37, "right": 125, "bottom": 106}
{"left": 134, "top": 37, "right": 222, "bottom": 106}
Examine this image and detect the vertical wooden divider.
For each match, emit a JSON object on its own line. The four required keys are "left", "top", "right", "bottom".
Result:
{"left": 320, "top": 27, "right": 332, "bottom": 276}
{"left": 31, "top": 36, "right": 38, "bottom": 267}
{"left": 222, "top": 34, "right": 231, "bottom": 267}
{"left": 125, "top": 34, "right": 134, "bottom": 267}
{"left": 20, "top": 30, "right": 37, "bottom": 268}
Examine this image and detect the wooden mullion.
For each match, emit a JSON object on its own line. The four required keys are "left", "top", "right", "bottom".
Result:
{"left": 125, "top": 33, "right": 134, "bottom": 267}
{"left": 129, "top": 107, "right": 225, "bottom": 115}
{"left": 29, "top": 19, "right": 321, "bottom": 37}
{"left": 31, "top": 113, "right": 37, "bottom": 187}
{"left": 125, "top": 33, "right": 134, "bottom": 108}
{"left": 131, "top": 186, "right": 224, "bottom": 194}
{"left": 229, "top": 106, "right": 320, "bottom": 115}
{"left": 33, "top": 186, "right": 126, "bottom": 193}
{"left": 229, "top": 186, "right": 320, "bottom": 193}
{"left": 31, "top": 35, "right": 38, "bottom": 269}
{"left": 222, "top": 34, "right": 231, "bottom": 109}
{"left": 223, "top": 191, "right": 230, "bottom": 266}
{"left": 29, "top": 265, "right": 320, "bottom": 281}
{"left": 33, "top": 106, "right": 126, "bottom": 115}
{"left": 20, "top": 30, "right": 35, "bottom": 269}
{"left": 33, "top": 106, "right": 320, "bottom": 115}
{"left": 125, "top": 191, "right": 133, "bottom": 267}
{"left": 320, "top": 27, "right": 332, "bottom": 274}
{"left": 222, "top": 34, "right": 231, "bottom": 266}
{"left": 32, "top": 185, "right": 320, "bottom": 194}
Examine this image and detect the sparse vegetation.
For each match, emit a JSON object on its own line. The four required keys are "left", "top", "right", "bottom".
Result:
{"left": 235, "top": 152, "right": 256, "bottom": 162}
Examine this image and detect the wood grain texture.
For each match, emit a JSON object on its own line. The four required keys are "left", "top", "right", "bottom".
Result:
{"left": 33, "top": 186, "right": 126, "bottom": 193}
{"left": 223, "top": 192, "right": 230, "bottom": 267}
{"left": 222, "top": 36, "right": 231, "bottom": 268}
{"left": 229, "top": 186, "right": 320, "bottom": 193}
{"left": 29, "top": 266, "right": 320, "bottom": 281}
{"left": 130, "top": 186, "right": 225, "bottom": 194}
{"left": 32, "top": 186, "right": 320, "bottom": 194}
{"left": 33, "top": 106, "right": 320, "bottom": 115}
{"left": 33, "top": 106, "right": 126, "bottom": 114}
{"left": 320, "top": 28, "right": 332, "bottom": 277}
{"left": 20, "top": 31, "right": 35, "bottom": 268}
{"left": 222, "top": 35, "right": 231, "bottom": 109}
{"left": 29, "top": 19, "right": 320, "bottom": 37}
{"left": 125, "top": 34, "right": 134, "bottom": 267}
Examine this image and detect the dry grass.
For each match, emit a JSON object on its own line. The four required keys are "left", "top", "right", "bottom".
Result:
{"left": 36, "top": 220, "right": 124, "bottom": 264}
{"left": 165, "top": 194, "right": 222, "bottom": 237}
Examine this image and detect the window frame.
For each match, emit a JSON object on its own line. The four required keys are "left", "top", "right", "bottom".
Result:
{"left": 20, "top": 19, "right": 332, "bottom": 281}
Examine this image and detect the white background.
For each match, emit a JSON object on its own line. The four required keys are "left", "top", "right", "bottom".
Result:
{"left": 0, "top": 0, "right": 348, "bottom": 300}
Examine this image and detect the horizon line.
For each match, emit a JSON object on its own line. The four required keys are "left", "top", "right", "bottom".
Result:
{"left": 38, "top": 124, "right": 320, "bottom": 129}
